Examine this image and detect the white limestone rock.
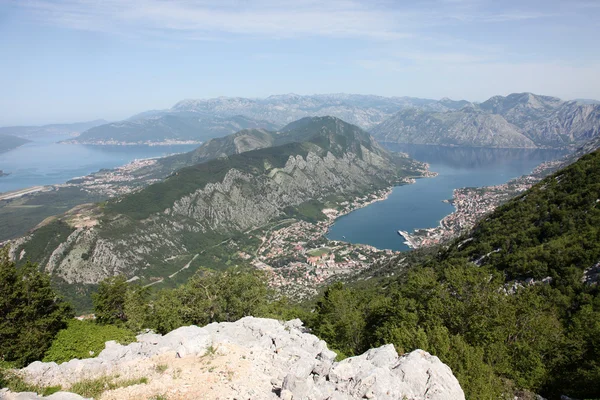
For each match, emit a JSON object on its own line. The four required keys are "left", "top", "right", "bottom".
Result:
{"left": 5, "top": 317, "right": 464, "bottom": 400}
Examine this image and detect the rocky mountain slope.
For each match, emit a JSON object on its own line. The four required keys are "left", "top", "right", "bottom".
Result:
{"left": 3, "top": 317, "right": 465, "bottom": 400}
{"left": 371, "top": 106, "right": 535, "bottom": 148}
{"left": 67, "top": 115, "right": 278, "bottom": 145}
{"left": 373, "top": 92, "right": 600, "bottom": 148}
{"left": 9, "top": 117, "right": 429, "bottom": 293}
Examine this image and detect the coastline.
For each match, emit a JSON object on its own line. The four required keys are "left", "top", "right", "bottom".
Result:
{"left": 61, "top": 139, "right": 203, "bottom": 146}
{"left": 399, "top": 173, "right": 546, "bottom": 249}
{"left": 0, "top": 149, "right": 192, "bottom": 198}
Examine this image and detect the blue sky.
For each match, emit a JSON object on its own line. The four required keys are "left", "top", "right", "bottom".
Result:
{"left": 1, "top": 0, "right": 599, "bottom": 125}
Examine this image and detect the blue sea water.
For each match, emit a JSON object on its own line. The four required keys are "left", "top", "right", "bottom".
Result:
{"left": 0, "top": 134, "right": 198, "bottom": 193}
{"left": 326, "top": 144, "right": 568, "bottom": 251}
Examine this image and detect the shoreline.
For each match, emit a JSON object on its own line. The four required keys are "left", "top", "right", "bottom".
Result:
{"left": 61, "top": 140, "right": 203, "bottom": 146}
{"left": 0, "top": 149, "right": 192, "bottom": 198}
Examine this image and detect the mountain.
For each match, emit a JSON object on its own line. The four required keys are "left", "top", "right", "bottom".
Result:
{"left": 574, "top": 98, "right": 600, "bottom": 105}
{"left": 0, "top": 134, "right": 30, "bottom": 153}
{"left": 373, "top": 92, "right": 600, "bottom": 148}
{"left": 371, "top": 106, "right": 535, "bottom": 148}
{"left": 169, "top": 93, "right": 441, "bottom": 130}
{"left": 10, "top": 117, "right": 428, "bottom": 294}
{"left": 68, "top": 115, "right": 278, "bottom": 145}
{"left": 0, "top": 120, "right": 107, "bottom": 140}
{"left": 138, "top": 115, "right": 400, "bottom": 178}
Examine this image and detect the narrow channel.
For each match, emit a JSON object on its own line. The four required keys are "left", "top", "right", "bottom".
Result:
{"left": 326, "top": 144, "right": 568, "bottom": 251}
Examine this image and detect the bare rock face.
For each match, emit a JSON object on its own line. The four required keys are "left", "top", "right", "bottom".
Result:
{"left": 3, "top": 317, "right": 465, "bottom": 400}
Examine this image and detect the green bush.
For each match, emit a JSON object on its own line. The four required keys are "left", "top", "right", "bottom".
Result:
{"left": 43, "top": 320, "right": 135, "bottom": 364}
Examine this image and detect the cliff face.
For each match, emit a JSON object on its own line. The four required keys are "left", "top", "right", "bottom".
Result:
{"left": 11, "top": 117, "right": 428, "bottom": 286}
{"left": 373, "top": 93, "right": 600, "bottom": 149}
{"left": 5, "top": 317, "right": 465, "bottom": 400}
{"left": 371, "top": 107, "right": 535, "bottom": 148}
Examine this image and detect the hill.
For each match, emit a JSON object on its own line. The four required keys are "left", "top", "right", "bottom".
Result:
{"left": 9, "top": 117, "right": 429, "bottom": 303}
{"left": 67, "top": 115, "right": 278, "bottom": 145}
{"left": 373, "top": 92, "right": 600, "bottom": 148}
{"left": 311, "top": 149, "right": 600, "bottom": 399}
{"left": 0, "top": 120, "right": 107, "bottom": 139}
{"left": 0, "top": 134, "right": 29, "bottom": 153}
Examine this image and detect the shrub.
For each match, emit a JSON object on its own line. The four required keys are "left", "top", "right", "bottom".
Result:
{"left": 43, "top": 319, "right": 135, "bottom": 364}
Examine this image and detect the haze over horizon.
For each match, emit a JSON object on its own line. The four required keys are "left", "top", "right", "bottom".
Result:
{"left": 1, "top": 0, "right": 599, "bottom": 125}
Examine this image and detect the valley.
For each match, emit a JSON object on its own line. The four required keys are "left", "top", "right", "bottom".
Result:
{"left": 2, "top": 107, "right": 599, "bottom": 400}
{"left": 4, "top": 2, "right": 600, "bottom": 397}
{"left": 5, "top": 117, "right": 431, "bottom": 306}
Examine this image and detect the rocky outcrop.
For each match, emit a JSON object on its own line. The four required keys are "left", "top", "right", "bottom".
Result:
{"left": 2, "top": 317, "right": 465, "bottom": 400}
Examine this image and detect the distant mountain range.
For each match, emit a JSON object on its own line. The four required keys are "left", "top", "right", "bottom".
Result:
{"left": 373, "top": 93, "right": 600, "bottom": 148}
{"left": 66, "top": 115, "right": 279, "bottom": 145}
{"left": 64, "top": 92, "right": 600, "bottom": 149}
{"left": 66, "top": 94, "right": 442, "bottom": 145}
{"left": 11, "top": 117, "right": 429, "bottom": 294}
{"left": 0, "top": 120, "right": 107, "bottom": 140}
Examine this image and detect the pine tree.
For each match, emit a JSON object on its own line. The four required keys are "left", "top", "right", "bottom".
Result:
{"left": 0, "top": 247, "right": 73, "bottom": 367}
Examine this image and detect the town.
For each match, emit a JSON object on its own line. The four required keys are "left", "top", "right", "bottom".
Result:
{"left": 399, "top": 172, "right": 547, "bottom": 248}
{"left": 236, "top": 188, "right": 399, "bottom": 299}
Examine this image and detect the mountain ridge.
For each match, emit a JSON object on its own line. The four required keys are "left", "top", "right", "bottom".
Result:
{"left": 372, "top": 92, "right": 600, "bottom": 148}
{"left": 9, "top": 117, "right": 429, "bottom": 299}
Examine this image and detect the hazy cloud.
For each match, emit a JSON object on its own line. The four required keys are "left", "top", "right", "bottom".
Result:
{"left": 12, "top": 0, "right": 557, "bottom": 41}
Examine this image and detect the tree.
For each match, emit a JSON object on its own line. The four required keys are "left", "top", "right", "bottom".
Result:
{"left": 0, "top": 247, "right": 73, "bottom": 367}
{"left": 179, "top": 268, "right": 270, "bottom": 326}
{"left": 92, "top": 275, "right": 128, "bottom": 325}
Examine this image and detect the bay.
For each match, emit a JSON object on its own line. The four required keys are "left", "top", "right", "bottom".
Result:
{"left": 0, "top": 134, "right": 198, "bottom": 193}
{"left": 326, "top": 144, "right": 568, "bottom": 251}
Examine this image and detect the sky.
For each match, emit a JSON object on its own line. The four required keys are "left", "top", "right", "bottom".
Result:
{"left": 1, "top": 0, "right": 599, "bottom": 125}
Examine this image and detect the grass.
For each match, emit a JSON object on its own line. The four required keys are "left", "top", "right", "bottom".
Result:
{"left": 306, "top": 247, "right": 330, "bottom": 257}
{"left": 205, "top": 345, "right": 217, "bottom": 356}
{"left": 154, "top": 363, "right": 168, "bottom": 374}
{"left": 69, "top": 375, "right": 148, "bottom": 398}
{"left": 0, "top": 369, "right": 61, "bottom": 396}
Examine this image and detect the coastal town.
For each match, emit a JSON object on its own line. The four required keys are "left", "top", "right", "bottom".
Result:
{"left": 237, "top": 188, "right": 399, "bottom": 299}
{"left": 399, "top": 171, "right": 550, "bottom": 249}
{"left": 64, "top": 158, "right": 163, "bottom": 197}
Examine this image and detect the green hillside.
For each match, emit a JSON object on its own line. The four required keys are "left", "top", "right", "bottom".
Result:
{"left": 305, "top": 150, "right": 600, "bottom": 399}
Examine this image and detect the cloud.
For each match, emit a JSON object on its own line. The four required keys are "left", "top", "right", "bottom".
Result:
{"left": 14, "top": 0, "right": 413, "bottom": 40}
{"left": 12, "top": 0, "right": 558, "bottom": 41}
